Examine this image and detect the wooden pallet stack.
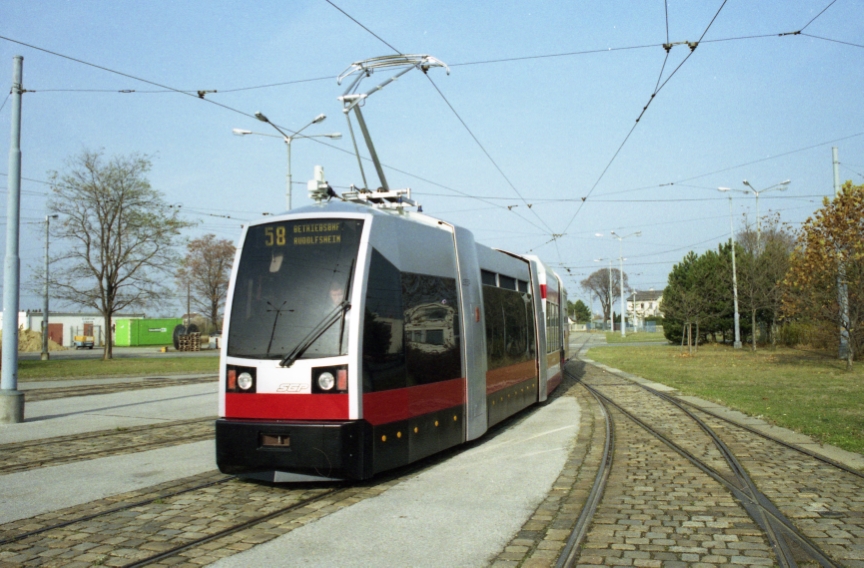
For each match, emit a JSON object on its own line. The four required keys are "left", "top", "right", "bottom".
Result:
{"left": 177, "top": 332, "right": 201, "bottom": 352}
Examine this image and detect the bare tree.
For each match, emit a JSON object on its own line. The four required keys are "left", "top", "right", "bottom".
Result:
{"left": 176, "top": 234, "right": 236, "bottom": 331}
{"left": 736, "top": 214, "right": 795, "bottom": 350}
{"left": 47, "top": 150, "right": 192, "bottom": 359}
{"left": 580, "top": 268, "right": 630, "bottom": 327}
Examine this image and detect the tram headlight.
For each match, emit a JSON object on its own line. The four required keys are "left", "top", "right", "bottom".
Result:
{"left": 237, "top": 372, "right": 254, "bottom": 391}
{"left": 317, "top": 371, "right": 336, "bottom": 391}
{"left": 312, "top": 365, "right": 347, "bottom": 394}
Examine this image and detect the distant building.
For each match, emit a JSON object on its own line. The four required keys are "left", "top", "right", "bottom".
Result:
{"left": 1, "top": 310, "right": 144, "bottom": 347}
{"left": 626, "top": 290, "right": 663, "bottom": 327}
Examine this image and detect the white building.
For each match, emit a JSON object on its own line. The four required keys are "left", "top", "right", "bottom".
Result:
{"left": 626, "top": 290, "right": 663, "bottom": 327}
{"left": 1, "top": 311, "right": 144, "bottom": 347}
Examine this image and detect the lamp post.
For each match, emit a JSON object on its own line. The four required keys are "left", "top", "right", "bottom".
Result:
{"left": 718, "top": 188, "right": 743, "bottom": 349}
{"left": 741, "top": 179, "right": 790, "bottom": 250}
{"left": 41, "top": 214, "right": 59, "bottom": 360}
{"left": 610, "top": 231, "right": 641, "bottom": 337}
{"left": 235, "top": 112, "right": 340, "bottom": 211}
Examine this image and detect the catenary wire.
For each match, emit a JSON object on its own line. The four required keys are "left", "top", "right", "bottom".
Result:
{"left": 558, "top": 0, "right": 729, "bottom": 236}
{"left": 800, "top": 0, "right": 838, "bottom": 32}
{"left": 322, "top": 0, "right": 559, "bottom": 239}
{"left": 0, "top": 37, "right": 549, "bottom": 233}
{"left": 800, "top": 33, "right": 864, "bottom": 49}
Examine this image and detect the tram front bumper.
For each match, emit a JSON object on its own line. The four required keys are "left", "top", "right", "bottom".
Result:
{"left": 215, "top": 418, "right": 373, "bottom": 481}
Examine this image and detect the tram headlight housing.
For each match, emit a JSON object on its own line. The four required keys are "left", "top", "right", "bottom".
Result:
{"left": 312, "top": 365, "right": 348, "bottom": 394}
{"left": 226, "top": 365, "right": 256, "bottom": 393}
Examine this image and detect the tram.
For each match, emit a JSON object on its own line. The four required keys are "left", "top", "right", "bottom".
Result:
{"left": 215, "top": 55, "right": 570, "bottom": 482}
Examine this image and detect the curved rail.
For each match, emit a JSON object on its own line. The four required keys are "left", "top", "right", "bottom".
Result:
{"left": 122, "top": 487, "right": 346, "bottom": 568}
{"left": 555, "top": 384, "right": 614, "bottom": 568}
{"left": 570, "top": 368, "right": 840, "bottom": 568}
{"left": 0, "top": 475, "right": 233, "bottom": 546}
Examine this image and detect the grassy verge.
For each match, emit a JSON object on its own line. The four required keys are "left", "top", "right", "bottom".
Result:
{"left": 18, "top": 357, "right": 219, "bottom": 381}
{"left": 604, "top": 331, "right": 668, "bottom": 344}
{"left": 586, "top": 343, "right": 864, "bottom": 455}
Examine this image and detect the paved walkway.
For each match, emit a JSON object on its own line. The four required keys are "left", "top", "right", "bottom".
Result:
{"left": 211, "top": 397, "right": 581, "bottom": 568}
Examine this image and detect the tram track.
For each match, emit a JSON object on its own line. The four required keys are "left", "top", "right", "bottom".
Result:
{"left": 575, "top": 370, "right": 838, "bottom": 567}
{"left": 0, "top": 418, "right": 215, "bottom": 474}
{"left": 589, "top": 356, "right": 864, "bottom": 565}
{"left": 22, "top": 375, "right": 217, "bottom": 402}
{"left": 0, "top": 422, "right": 492, "bottom": 566}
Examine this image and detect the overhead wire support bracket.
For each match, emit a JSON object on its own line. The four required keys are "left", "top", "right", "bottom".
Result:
{"left": 335, "top": 55, "right": 449, "bottom": 194}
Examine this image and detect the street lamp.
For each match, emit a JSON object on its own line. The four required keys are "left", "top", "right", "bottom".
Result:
{"left": 610, "top": 230, "right": 641, "bottom": 337}
{"left": 741, "top": 179, "right": 790, "bottom": 249}
{"left": 235, "top": 112, "right": 341, "bottom": 211}
{"left": 41, "top": 214, "right": 59, "bottom": 360}
{"left": 718, "top": 188, "right": 743, "bottom": 349}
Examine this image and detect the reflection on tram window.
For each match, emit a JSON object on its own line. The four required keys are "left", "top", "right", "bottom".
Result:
{"left": 482, "top": 284, "right": 536, "bottom": 371}
{"left": 402, "top": 273, "right": 461, "bottom": 386}
{"left": 362, "top": 251, "right": 461, "bottom": 391}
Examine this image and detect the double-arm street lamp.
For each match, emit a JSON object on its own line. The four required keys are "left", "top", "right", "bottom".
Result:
{"left": 233, "top": 112, "right": 341, "bottom": 211}
{"left": 717, "top": 188, "right": 743, "bottom": 349}
{"left": 610, "top": 231, "right": 641, "bottom": 337}
{"left": 741, "top": 179, "right": 791, "bottom": 249}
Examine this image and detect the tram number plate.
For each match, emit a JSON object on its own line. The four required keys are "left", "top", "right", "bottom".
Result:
{"left": 260, "top": 433, "right": 291, "bottom": 448}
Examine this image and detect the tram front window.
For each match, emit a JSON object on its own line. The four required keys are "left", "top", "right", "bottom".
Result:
{"left": 227, "top": 219, "right": 364, "bottom": 360}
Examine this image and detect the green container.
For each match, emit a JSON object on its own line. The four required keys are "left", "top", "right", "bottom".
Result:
{"left": 115, "top": 318, "right": 182, "bottom": 346}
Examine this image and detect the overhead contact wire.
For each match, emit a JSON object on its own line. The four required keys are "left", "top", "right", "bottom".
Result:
{"left": 559, "top": 0, "right": 729, "bottom": 236}
{"left": 425, "top": 76, "right": 556, "bottom": 236}
{"left": 323, "top": 0, "right": 557, "bottom": 238}
{"left": 800, "top": 0, "right": 838, "bottom": 32}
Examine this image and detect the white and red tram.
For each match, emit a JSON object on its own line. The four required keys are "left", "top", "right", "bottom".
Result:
{"left": 215, "top": 199, "right": 570, "bottom": 482}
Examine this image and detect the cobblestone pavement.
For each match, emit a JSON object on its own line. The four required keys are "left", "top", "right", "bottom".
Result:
{"left": 493, "top": 363, "right": 786, "bottom": 568}
{"left": 694, "top": 408, "right": 864, "bottom": 566}
{"left": 0, "top": 469, "right": 407, "bottom": 567}
{"left": 0, "top": 418, "right": 215, "bottom": 474}
{"left": 23, "top": 376, "right": 217, "bottom": 402}
{"left": 584, "top": 367, "right": 864, "bottom": 567}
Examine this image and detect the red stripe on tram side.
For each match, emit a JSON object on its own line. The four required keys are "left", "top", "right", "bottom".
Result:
{"left": 364, "top": 378, "right": 466, "bottom": 426}
{"left": 486, "top": 360, "right": 536, "bottom": 395}
{"left": 225, "top": 393, "right": 349, "bottom": 420}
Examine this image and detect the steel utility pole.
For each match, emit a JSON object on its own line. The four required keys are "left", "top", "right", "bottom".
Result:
{"left": 833, "top": 147, "right": 850, "bottom": 361}
{"left": 1, "top": 56, "right": 24, "bottom": 423}
{"left": 41, "top": 215, "right": 58, "bottom": 360}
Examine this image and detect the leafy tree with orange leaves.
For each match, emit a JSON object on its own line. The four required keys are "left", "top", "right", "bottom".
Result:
{"left": 784, "top": 181, "right": 864, "bottom": 370}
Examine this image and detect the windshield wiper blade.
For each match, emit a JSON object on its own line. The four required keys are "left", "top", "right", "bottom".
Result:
{"left": 279, "top": 301, "right": 351, "bottom": 368}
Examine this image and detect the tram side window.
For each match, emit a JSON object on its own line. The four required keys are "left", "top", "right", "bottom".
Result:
{"left": 546, "top": 301, "right": 560, "bottom": 353}
{"left": 402, "top": 272, "right": 461, "bottom": 386}
{"left": 363, "top": 249, "right": 406, "bottom": 393}
{"left": 483, "top": 284, "right": 536, "bottom": 371}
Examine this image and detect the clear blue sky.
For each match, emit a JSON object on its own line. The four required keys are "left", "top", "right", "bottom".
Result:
{"left": 1, "top": 0, "right": 862, "bottom": 314}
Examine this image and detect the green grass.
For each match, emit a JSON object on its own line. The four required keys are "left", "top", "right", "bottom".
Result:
{"left": 18, "top": 356, "right": 219, "bottom": 381}
{"left": 586, "top": 343, "right": 864, "bottom": 455}
{"left": 604, "top": 331, "right": 668, "bottom": 344}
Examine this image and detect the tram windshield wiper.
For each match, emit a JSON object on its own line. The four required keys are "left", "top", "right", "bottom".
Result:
{"left": 279, "top": 301, "right": 351, "bottom": 368}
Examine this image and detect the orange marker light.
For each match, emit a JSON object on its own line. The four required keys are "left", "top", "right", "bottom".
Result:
{"left": 337, "top": 369, "right": 348, "bottom": 391}
{"left": 227, "top": 369, "right": 237, "bottom": 391}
